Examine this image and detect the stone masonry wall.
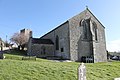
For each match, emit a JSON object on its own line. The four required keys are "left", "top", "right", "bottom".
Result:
{"left": 87, "top": 10, "right": 107, "bottom": 62}
{"left": 69, "top": 10, "right": 87, "bottom": 61}
{"left": 41, "top": 22, "right": 70, "bottom": 59}
{"left": 68, "top": 9, "right": 107, "bottom": 62}
{"left": 93, "top": 22, "right": 107, "bottom": 62}
{"left": 31, "top": 44, "right": 54, "bottom": 58}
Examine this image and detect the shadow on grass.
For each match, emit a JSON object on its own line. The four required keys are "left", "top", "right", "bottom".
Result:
{"left": 3, "top": 48, "right": 27, "bottom": 56}
{"left": 3, "top": 48, "right": 37, "bottom": 61}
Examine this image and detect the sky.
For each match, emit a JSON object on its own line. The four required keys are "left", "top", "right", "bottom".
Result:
{"left": 0, "top": 0, "right": 120, "bottom": 52}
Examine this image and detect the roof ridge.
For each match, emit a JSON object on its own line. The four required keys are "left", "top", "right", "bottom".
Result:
{"left": 86, "top": 8, "right": 105, "bottom": 28}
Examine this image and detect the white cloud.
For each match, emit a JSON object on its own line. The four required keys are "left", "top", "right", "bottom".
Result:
{"left": 107, "top": 39, "right": 120, "bottom": 52}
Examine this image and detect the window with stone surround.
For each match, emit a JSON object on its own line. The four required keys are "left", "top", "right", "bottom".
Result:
{"left": 82, "top": 20, "right": 88, "bottom": 39}
{"left": 80, "top": 18, "right": 91, "bottom": 41}
{"left": 92, "top": 22, "right": 98, "bottom": 41}
{"left": 56, "top": 35, "right": 59, "bottom": 50}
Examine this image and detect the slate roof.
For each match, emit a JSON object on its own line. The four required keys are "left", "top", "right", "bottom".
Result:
{"left": 32, "top": 38, "right": 54, "bottom": 44}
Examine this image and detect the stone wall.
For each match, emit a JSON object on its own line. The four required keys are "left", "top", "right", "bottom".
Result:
{"left": 31, "top": 44, "right": 54, "bottom": 58}
{"left": 87, "top": 9, "right": 107, "bottom": 62}
{"left": 68, "top": 9, "right": 107, "bottom": 62}
{"left": 69, "top": 10, "right": 86, "bottom": 61}
{"left": 92, "top": 22, "right": 107, "bottom": 62}
{"left": 41, "top": 22, "right": 70, "bottom": 59}
{"left": 54, "top": 22, "right": 70, "bottom": 59}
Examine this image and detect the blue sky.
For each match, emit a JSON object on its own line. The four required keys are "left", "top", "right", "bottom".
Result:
{"left": 0, "top": 0, "right": 120, "bottom": 52}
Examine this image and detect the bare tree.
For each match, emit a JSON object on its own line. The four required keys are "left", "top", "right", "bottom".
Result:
{"left": 10, "top": 32, "right": 28, "bottom": 50}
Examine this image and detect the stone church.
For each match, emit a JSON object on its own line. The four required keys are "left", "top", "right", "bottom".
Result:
{"left": 27, "top": 8, "right": 107, "bottom": 62}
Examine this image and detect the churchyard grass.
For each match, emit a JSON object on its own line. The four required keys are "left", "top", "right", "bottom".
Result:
{"left": 0, "top": 50, "right": 120, "bottom": 80}
{"left": 86, "top": 62, "right": 120, "bottom": 80}
{"left": 0, "top": 58, "right": 79, "bottom": 80}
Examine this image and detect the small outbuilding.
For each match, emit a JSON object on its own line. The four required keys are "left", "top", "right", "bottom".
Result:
{"left": 27, "top": 38, "right": 54, "bottom": 58}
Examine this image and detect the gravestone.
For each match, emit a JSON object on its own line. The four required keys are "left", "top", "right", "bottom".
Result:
{"left": 78, "top": 63, "right": 86, "bottom": 80}
{"left": 114, "top": 78, "right": 120, "bottom": 80}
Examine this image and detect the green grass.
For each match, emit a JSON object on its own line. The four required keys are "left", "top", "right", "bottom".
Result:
{"left": 86, "top": 62, "right": 120, "bottom": 80}
{"left": 0, "top": 59, "right": 79, "bottom": 80}
{"left": 0, "top": 50, "right": 120, "bottom": 80}
{"left": 4, "top": 50, "right": 36, "bottom": 61}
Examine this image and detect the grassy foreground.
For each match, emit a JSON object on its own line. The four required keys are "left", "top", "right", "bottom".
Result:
{"left": 2, "top": 52, "right": 79, "bottom": 80}
{"left": 0, "top": 59, "right": 79, "bottom": 80}
{"left": 86, "top": 62, "right": 120, "bottom": 80}
{"left": 0, "top": 50, "right": 120, "bottom": 80}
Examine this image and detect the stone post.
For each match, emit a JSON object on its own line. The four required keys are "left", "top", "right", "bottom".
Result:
{"left": 78, "top": 63, "right": 86, "bottom": 80}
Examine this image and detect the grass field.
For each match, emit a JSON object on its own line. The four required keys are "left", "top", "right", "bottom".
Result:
{"left": 0, "top": 50, "right": 120, "bottom": 80}
{"left": 1, "top": 56, "right": 79, "bottom": 80}
{"left": 86, "top": 62, "right": 120, "bottom": 80}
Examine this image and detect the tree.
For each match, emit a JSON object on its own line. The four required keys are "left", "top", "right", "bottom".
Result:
{"left": 10, "top": 32, "right": 28, "bottom": 50}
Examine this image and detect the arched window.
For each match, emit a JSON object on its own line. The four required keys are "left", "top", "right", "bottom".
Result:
{"left": 56, "top": 35, "right": 59, "bottom": 50}
{"left": 82, "top": 20, "right": 88, "bottom": 39}
{"left": 80, "top": 19, "right": 87, "bottom": 39}
{"left": 92, "top": 22, "right": 98, "bottom": 41}
{"left": 79, "top": 19, "right": 83, "bottom": 27}
{"left": 80, "top": 19, "right": 91, "bottom": 40}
